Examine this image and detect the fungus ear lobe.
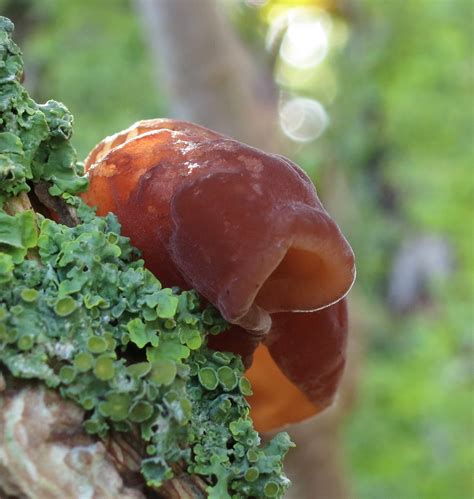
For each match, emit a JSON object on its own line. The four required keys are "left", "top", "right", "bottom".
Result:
{"left": 169, "top": 169, "right": 285, "bottom": 335}
{"left": 254, "top": 205, "right": 355, "bottom": 313}
{"left": 245, "top": 299, "right": 348, "bottom": 432}
{"left": 266, "top": 299, "right": 348, "bottom": 411}
{"left": 246, "top": 344, "right": 319, "bottom": 432}
{"left": 170, "top": 169, "right": 354, "bottom": 334}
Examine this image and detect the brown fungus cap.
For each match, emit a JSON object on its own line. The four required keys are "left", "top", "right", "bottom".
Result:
{"left": 83, "top": 120, "right": 355, "bottom": 328}
{"left": 82, "top": 119, "right": 356, "bottom": 430}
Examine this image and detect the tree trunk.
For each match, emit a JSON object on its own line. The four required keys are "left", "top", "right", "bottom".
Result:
{"left": 0, "top": 379, "right": 207, "bottom": 499}
{"left": 134, "top": 0, "right": 281, "bottom": 153}
{"left": 134, "top": 2, "right": 362, "bottom": 497}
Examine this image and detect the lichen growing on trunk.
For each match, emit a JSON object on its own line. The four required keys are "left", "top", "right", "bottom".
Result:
{"left": 0, "top": 16, "right": 293, "bottom": 499}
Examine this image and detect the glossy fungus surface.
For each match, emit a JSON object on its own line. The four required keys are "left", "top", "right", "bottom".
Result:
{"left": 246, "top": 299, "right": 348, "bottom": 431}
{"left": 82, "top": 119, "right": 355, "bottom": 430}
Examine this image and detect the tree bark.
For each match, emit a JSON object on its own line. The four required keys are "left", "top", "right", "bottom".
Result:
{"left": 0, "top": 378, "right": 208, "bottom": 499}
{"left": 0, "top": 380, "right": 145, "bottom": 499}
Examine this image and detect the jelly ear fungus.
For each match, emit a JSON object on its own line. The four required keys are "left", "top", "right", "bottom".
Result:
{"left": 83, "top": 119, "right": 356, "bottom": 431}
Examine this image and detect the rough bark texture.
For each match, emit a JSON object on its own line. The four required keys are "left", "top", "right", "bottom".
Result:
{"left": 134, "top": 1, "right": 362, "bottom": 498}
{"left": 0, "top": 381, "right": 144, "bottom": 499}
{"left": 0, "top": 378, "right": 208, "bottom": 499}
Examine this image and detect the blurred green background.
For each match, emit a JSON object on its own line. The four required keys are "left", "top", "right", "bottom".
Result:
{"left": 2, "top": 0, "right": 472, "bottom": 497}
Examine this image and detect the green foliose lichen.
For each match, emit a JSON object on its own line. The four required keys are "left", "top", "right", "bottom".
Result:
{"left": 0, "top": 204, "right": 293, "bottom": 497}
{"left": 0, "top": 16, "right": 87, "bottom": 205}
{"left": 0, "top": 17, "right": 293, "bottom": 498}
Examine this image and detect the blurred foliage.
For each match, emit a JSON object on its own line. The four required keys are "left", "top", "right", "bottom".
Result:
{"left": 323, "top": 4, "right": 473, "bottom": 497}
{"left": 0, "top": 0, "right": 166, "bottom": 158}
{"left": 254, "top": 1, "right": 473, "bottom": 498}
{"left": 253, "top": 1, "right": 473, "bottom": 498}
{"left": 1, "top": 0, "right": 472, "bottom": 497}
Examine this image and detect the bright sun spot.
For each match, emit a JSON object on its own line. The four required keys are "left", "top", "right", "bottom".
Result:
{"left": 279, "top": 9, "right": 331, "bottom": 69}
{"left": 279, "top": 97, "right": 329, "bottom": 143}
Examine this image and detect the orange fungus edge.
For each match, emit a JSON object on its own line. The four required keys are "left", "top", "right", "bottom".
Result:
{"left": 246, "top": 344, "right": 319, "bottom": 432}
